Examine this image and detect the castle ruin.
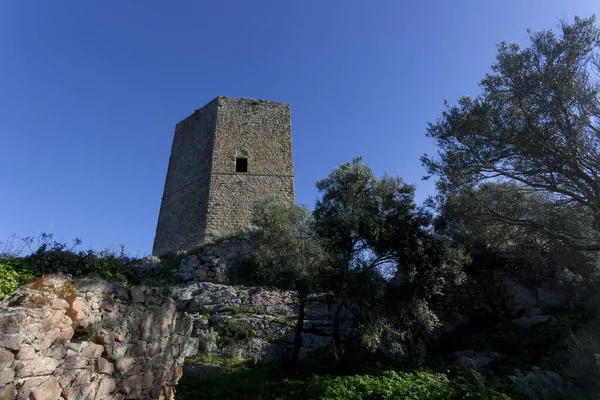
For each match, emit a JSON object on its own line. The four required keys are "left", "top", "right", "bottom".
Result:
{"left": 152, "top": 96, "right": 295, "bottom": 256}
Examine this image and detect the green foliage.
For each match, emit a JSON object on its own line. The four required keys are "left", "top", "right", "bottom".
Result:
{"left": 441, "top": 305, "right": 592, "bottom": 375}
{"left": 245, "top": 199, "right": 332, "bottom": 374}
{"left": 307, "top": 369, "right": 511, "bottom": 400}
{"left": 248, "top": 199, "right": 331, "bottom": 296}
{"left": 0, "top": 234, "right": 143, "bottom": 297}
{"left": 178, "top": 355, "right": 512, "bottom": 400}
{"left": 0, "top": 260, "right": 35, "bottom": 299}
{"left": 196, "top": 327, "right": 219, "bottom": 354}
{"left": 178, "top": 360, "right": 306, "bottom": 400}
{"left": 422, "top": 16, "right": 600, "bottom": 253}
{"left": 216, "top": 318, "right": 260, "bottom": 348}
{"left": 185, "top": 353, "right": 247, "bottom": 368}
{"left": 313, "top": 157, "right": 468, "bottom": 351}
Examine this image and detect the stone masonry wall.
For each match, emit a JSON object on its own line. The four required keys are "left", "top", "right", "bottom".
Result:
{"left": 205, "top": 97, "right": 295, "bottom": 240}
{"left": 153, "top": 99, "right": 218, "bottom": 256}
{"left": 0, "top": 275, "right": 198, "bottom": 400}
{"left": 171, "top": 239, "right": 252, "bottom": 284}
{"left": 153, "top": 96, "right": 295, "bottom": 256}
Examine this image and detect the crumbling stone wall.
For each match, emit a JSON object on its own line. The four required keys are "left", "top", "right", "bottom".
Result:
{"left": 0, "top": 275, "right": 197, "bottom": 400}
{"left": 153, "top": 96, "right": 295, "bottom": 256}
{"left": 432, "top": 265, "right": 571, "bottom": 336}
{"left": 170, "top": 239, "right": 252, "bottom": 284}
{"left": 431, "top": 274, "right": 508, "bottom": 326}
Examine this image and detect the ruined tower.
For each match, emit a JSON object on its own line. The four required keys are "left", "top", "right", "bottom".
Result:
{"left": 152, "top": 96, "right": 295, "bottom": 256}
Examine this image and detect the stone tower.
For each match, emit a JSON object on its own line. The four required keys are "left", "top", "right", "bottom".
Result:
{"left": 152, "top": 96, "right": 295, "bottom": 256}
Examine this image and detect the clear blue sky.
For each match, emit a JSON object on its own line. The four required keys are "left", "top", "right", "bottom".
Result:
{"left": 1, "top": 1, "right": 597, "bottom": 255}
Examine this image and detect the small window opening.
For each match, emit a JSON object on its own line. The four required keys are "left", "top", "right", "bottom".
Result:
{"left": 236, "top": 157, "right": 248, "bottom": 173}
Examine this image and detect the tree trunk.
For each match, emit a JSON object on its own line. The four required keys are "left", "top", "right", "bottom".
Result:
{"left": 290, "top": 295, "right": 306, "bottom": 376}
{"left": 332, "top": 297, "right": 345, "bottom": 358}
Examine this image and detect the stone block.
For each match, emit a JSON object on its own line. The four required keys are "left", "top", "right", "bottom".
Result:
{"left": 0, "top": 368, "right": 15, "bottom": 386}
{"left": 40, "top": 344, "right": 66, "bottom": 360}
{"left": 0, "top": 383, "right": 16, "bottom": 400}
{"left": 0, "top": 349, "right": 14, "bottom": 369}
{"left": 16, "top": 356, "right": 60, "bottom": 377}
{"left": 115, "top": 357, "right": 135, "bottom": 373}
{"left": 31, "top": 378, "right": 61, "bottom": 400}
{"left": 50, "top": 298, "right": 69, "bottom": 310}
{"left": 72, "top": 369, "right": 91, "bottom": 386}
{"left": 81, "top": 343, "right": 104, "bottom": 359}
{"left": 16, "top": 345, "right": 35, "bottom": 360}
{"left": 129, "top": 344, "right": 146, "bottom": 357}
{"left": 0, "top": 334, "right": 23, "bottom": 350}
{"left": 31, "top": 328, "right": 60, "bottom": 352}
{"left": 0, "top": 311, "right": 25, "bottom": 335}
{"left": 97, "top": 357, "right": 114, "bottom": 375}
{"left": 56, "top": 327, "right": 74, "bottom": 344}
{"left": 64, "top": 354, "right": 88, "bottom": 370}
{"left": 96, "top": 376, "right": 117, "bottom": 398}
{"left": 132, "top": 288, "right": 145, "bottom": 303}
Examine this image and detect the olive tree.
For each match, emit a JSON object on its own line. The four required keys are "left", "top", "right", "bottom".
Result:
{"left": 422, "top": 16, "right": 600, "bottom": 252}
{"left": 313, "top": 157, "right": 467, "bottom": 354}
{"left": 248, "top": 199, "right": 330, "bottom": 374}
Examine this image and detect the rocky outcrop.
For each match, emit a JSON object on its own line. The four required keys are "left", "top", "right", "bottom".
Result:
{"left": 0, "top": 275, "right": 197, "bottom": 400}
{"left": 169, "top": 282, "right": 355, "bottom": 364}
{"left": 449, "top": 349, "right": 506, "bottom": 374}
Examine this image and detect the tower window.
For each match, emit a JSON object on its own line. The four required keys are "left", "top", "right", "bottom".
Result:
{"left": 236, "top": 157, "right": 248, "bottom": 173}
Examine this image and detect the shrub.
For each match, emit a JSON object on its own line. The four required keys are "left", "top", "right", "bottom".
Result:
{"left": 307, "top": 370, "right": 511, "bottom": 400}
{"left": 197, "top": 328, "right": 219, "bottom": 354}
{"left": 307, "top": 370, "right": 453, "bottom": 400}
{"left": 216, "top": 318, "right": 260, "bottom": 348}
{"left": 178, "top": 346, "right": 513, "bottom": 400}
{"left": 0, "top": 234, "right": 146, "bottom": 299}
{"left": 510, "top": 368, "right": 567, "bottom": 400}
{"left": 0, "top": 259, "right": 36, "bottom": 300}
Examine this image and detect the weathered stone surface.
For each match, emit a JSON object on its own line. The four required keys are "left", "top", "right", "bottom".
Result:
{"left": 64, "top": 355, "right": 88, "bottom": 370}
{"left": 81, "top": 343, "right": 104, "bottom": 359}
{"left": 0, "top": 348, "right": 15, "bottom": 369}
{"left": 131, "top": 287, "right": 145, "bottom": 303}
{"left": 169, "top": 279, "right": 356, "bottom": 364}
{"left": 31, "top": 328, "right": 60, "bottom": 351}
{"left": 96, "top": 376, "right": 116, "bottom": 397}
{"left": 0, "top": 383, "right": 16, "bottom": 400}
{"left": 97, "top": 357, "right": 114, "bottom": 374}
{"left": 0, "top": 311, "right": 26, "bottom": 334}
{"left": 50, "top": 298, "right": 69, "bottom": 310}
{"left": 0, "top": 334, "right": 23, "bottom": 350}
{"left": 0, "top": 368, "right": 15, "bottom": 386}
{"left": 153, "top": 96, "right": 295, "bottom": 256}
{"left": 41, "top": 344, "right": 66, "bottom": 360}
{"left": 1, "top": 274, "right": 195, "bottom": 399}
{"left": 31, "top": 378, "right": 61, "bottom": 400}
{"left": 16, "top": 345, "right": 35, "bottom": 361}
{"left": 450, "top": 350, "right": 506, "bottom": 372}
{"left": 115, "top": 357, "right": 135, "bottom": 373}
{"left": 16, "top": 356, "right": 60, "bottom": 377}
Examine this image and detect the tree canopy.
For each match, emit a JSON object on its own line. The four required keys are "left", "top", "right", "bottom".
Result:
{"left": 313, "top": 157, "right": 468, "bottom": 353}
{"left": 422, "top": 16, "right": 600, "bottom": 252}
